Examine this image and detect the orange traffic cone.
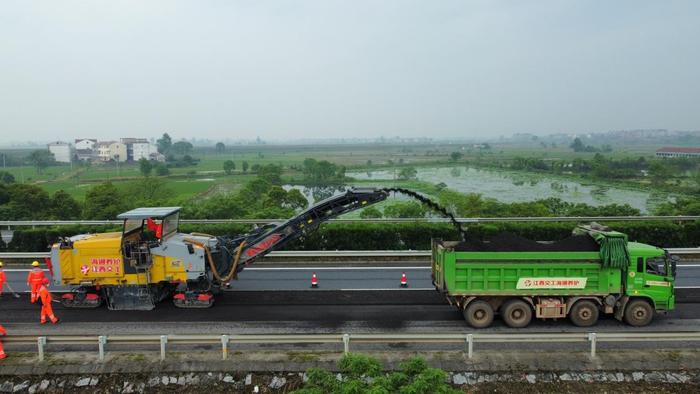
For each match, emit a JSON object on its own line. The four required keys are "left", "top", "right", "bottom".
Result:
{"left": 311, "top": 272, "right": 318, "bottom": 288}
{"left": 400, "top": 272, "right": 408, "bottom": 287}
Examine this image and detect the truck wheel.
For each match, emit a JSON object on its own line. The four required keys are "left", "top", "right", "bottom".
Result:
{"left": 501, "top": 299, "right": 532, "bottom": 328}
{"left": 624, "top": 299, "right": 654, "bottom": 327}
{"left": 463, "top": 300, "right": 494, "bottom": 328}
{"left": 569, "top": 300, "right": 599, "bottom": 327}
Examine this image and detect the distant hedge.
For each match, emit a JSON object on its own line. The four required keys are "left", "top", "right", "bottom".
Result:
{"left": 1, "top": 221, "right": 698, "bottom": 252}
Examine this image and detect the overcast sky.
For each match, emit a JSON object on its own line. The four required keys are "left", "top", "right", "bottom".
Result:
{"left": 0, "top": 1, "right": 698, "bottom": 142}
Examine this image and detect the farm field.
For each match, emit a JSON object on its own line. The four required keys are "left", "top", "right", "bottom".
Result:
{"left": 0, "top": 142, "right": 686, "bottom": 210}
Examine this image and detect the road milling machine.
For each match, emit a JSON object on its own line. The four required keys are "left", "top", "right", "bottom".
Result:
{"left": 51, "top": 188, "right": 390, "bottom": 310}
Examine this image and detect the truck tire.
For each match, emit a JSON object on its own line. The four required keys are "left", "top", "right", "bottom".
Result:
{"left": 624, "top": 299, "right": 654, "bottom": 327}
{"left": 501, "top": 299, "right": 532, "bottom": 328}
{"left": 569, "top": 300, "right": 599, "bottom": 327}
{"left": 464, "top": 300, "right": 494, "bottom": 328}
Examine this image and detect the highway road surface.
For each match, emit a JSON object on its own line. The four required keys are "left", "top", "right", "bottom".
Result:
{"left": 0, "top": 267, "right": 697, "bottom": 328}
{"left": 2, "top": 263, "right": 699, "bottom": 292}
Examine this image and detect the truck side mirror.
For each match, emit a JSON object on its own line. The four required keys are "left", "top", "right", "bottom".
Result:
{"left": 670, "top": 255, "right": 679, "bottom": 278}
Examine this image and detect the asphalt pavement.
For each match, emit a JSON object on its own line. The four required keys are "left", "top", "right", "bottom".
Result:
{"left": 2, "top": 264, "right": 699, "bottom": 292}
{"left": 1, "top": 264, "right": 698, "bottom": 333}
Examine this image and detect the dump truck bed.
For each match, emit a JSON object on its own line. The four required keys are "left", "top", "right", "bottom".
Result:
{"left": 432, "top": 240, "right": 622, "bottom": 296}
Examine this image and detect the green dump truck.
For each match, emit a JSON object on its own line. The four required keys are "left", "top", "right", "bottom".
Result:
{"left": 431, "top": 225, "right": 676, "bottom": 328}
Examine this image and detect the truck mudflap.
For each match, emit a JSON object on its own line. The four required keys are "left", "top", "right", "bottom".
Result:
{"left": 614, "top": 296, "right": 629, "bottom": 321}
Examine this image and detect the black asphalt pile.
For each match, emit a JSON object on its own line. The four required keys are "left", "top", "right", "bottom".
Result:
{"left": 453, "top": 233, "right": 600, "bottom": 252}
{"left": 382, "top": 187, "right": 467, "bottom": 240}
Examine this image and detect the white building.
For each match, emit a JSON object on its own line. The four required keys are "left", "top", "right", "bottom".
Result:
{"left": 74, "top": 138, "right": 97, "bottom": 151}
{"left": 97, "top": 141, "right": 113, "bottom": 161}
{"left": 132, "top": 142, "right": 162, "bottom": 161}
{"left": 47, "top": 141, "right": 73, "bottom": 163}
{"left": 120, "top": 138, "right": 149, "bottom": 161}
{"left": 109, "top": 142, "right": 128, "bottom": 162}
{"left": 655, "top": 147, "right": 700, "bottom": 158}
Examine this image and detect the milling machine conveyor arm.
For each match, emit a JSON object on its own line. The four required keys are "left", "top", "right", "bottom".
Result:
{"left": 216, "top": 188, "right": 389, "bottom": 276}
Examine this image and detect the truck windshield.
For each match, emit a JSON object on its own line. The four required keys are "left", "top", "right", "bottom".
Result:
{"left": 646, "top": 257, "right": 667, "bottom": 276}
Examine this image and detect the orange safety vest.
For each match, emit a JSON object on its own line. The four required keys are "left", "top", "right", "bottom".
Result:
{"left": 39, "top": 285, "right": 52, "bottom": 305}
{"left": 0, "top": 269, "right": 6, "bottom": 283}
{"left": 27, "top": 268, "right": 46, "bottom": 286}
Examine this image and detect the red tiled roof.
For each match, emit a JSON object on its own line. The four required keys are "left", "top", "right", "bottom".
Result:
{"left": 656, "top": 147, "right": 700, "bottom": 154}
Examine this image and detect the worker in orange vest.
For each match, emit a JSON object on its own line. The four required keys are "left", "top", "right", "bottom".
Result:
{"left": 0, "top": 323, "right": 6, "bottom": 360}
{"left": 38, "top": 279, "right": 59, "bottom": 324}
{"left": 27, "top": 261, "right": 46, "bottom": 303}
{"left": 0, "top": 261, "right": 6, "bottom": 297}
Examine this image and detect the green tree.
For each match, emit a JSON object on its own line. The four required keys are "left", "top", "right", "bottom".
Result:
{"left": 0, "top": 171, "right": 15, "bottom": 184}
{"left": 171, "top": 141, "right": 193, "bottom": 155}
{"left": 259, "top": 164, "right": 283, "bottom": 185}
{"left": 157, "top": 133, "right": 172, "bottom": 154}
{"left": 181, "top": 155, "right": 196, "bottom": 166}
{"left": 154, "top": 163, "right": 170, "bottom": 176}
{"left": 398, "top": 166, "right": 417, "bottom": 180}
{"left": 284, "top": 188, "right": 308, "bottom": 210}
{"left": 215, "top": 142, "right": 225, "bottom": 154}
{"left": 83, "top": 182, "right": 124, "bottom": 219}
{"left": 302, "top": 158, "right": 345, "bottom": 183}
{"left": 450, "top": 151, "right": 463, "bottom": 161}
{"left": 51, "top": 190, "right": 82, "bottom": 219}
{"left": 223, "top": 160, "right": 235, "bottom": 175}
{"left": 138, "top": 158, "right": 153, "bottom": 177}
{"left": 359, "top": 206, "right": 383, "bottom": 219}
{"left": 242, "top": 161, "right": 249, "bottom": 173}
{"left": 570, "top": 137, "right": 585, "bottom": 152}
{"left": 649, "top": 161, "right": 671, "bottom": 186}
{"left": 27, "top": 150, "right": 55, "bottom": 174}
{"left": 0, "top": 184, "right": 52, "bottom": 219}
{"left": 692, "top": 171, "right": 700, "bottom": 195}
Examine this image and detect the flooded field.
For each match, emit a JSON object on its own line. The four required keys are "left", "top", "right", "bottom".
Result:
{"left": 347, "top": 166, "right": 673, "bottom": 213}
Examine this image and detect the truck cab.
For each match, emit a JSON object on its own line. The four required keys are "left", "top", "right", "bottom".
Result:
{"left": 622, "top": 242, "right": 676, "bottom": 323}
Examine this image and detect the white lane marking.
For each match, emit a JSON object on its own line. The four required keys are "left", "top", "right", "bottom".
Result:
{"left": 675, "top": 286, "right": 700, "bottom": 289}
{"left": 678, "top": 264, "right": 700, "bottom": 268}
{"left": 2, "top": 269, "right": 51, "bottom": 272}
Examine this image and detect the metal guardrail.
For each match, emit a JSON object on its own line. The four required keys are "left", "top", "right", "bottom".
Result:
{"left": 1, "top": 215, "right": 699, "bottom": 227}
{"left": 1, "top": 248, "right": 699, "bottom": 260}
{"left": 4, "top": 332, "right": 700, "bottom": 361}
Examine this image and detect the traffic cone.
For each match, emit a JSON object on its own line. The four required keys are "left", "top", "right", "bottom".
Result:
{"left": 400, "top": 272, "right": 408, "bottom": 287}
{"left": 311, "top": 272, "right": 318, "bottom": 288}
